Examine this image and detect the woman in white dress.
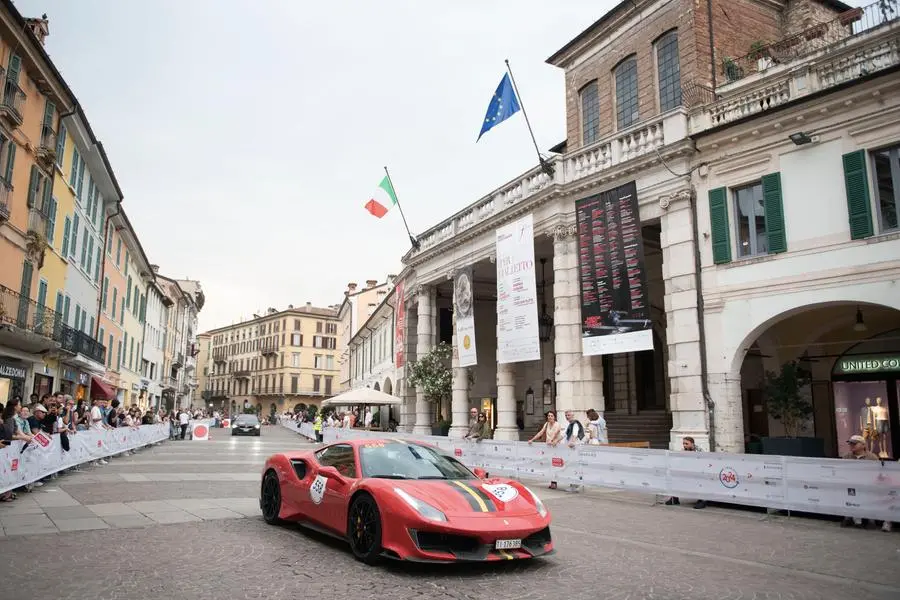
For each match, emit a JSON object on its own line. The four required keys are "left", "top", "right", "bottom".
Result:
{"left": 528, "top": 410, "right": 564, "bottom": 489}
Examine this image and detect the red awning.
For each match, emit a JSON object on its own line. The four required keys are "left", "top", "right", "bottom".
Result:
{"left": 90, "top": 376, "right": 117, "bottom": 400}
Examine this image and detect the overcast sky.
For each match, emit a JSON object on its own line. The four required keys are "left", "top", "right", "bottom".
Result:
{"left": 16, "top": 0, "right": 867, "bottom": 332}
{"left": 16, "top": 0, "right": 616, "bottom": 331}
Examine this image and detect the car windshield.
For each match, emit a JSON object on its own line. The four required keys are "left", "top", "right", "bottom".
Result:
{"left": 235, "top": 416, "right": 258, "bottom": 425}
{"left": 358, "top": 442, "right": 474, "bottom": 480}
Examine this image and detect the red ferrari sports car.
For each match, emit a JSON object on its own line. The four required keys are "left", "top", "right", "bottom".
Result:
{"left": 259, "top": 438, "right": 554, "bottom": 564}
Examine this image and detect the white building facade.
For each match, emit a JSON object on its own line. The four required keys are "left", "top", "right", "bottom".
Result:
{"left": 349, "top": 285, "right": 401, "bottom": 399}
{"left": 141, "top": 279, "right": 168, "bottom": 408}
{"left": 390, "top": 0, "right": 900, "bottom": 457}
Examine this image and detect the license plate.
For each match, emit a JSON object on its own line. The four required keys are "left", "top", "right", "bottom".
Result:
{"left": 495, "top": 538, "right": 522, "bottom": 550}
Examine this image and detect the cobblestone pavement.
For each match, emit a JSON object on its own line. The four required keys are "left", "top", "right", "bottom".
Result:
{"left": 0, "top": 425, "right": 898, "bottom": 600}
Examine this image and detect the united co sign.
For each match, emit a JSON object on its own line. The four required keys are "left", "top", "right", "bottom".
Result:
{"left": 834, "top": 355, "right": 900, "bottom": 375}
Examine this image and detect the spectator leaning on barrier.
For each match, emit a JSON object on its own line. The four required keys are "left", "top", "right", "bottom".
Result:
{"left": 564, "top": 410, "right": 585, "bottom": 447}
{"left": 585, "top": 409, "right": 608, "bottom": 445}
{"left": 528, "top": 411, "right": 564, "bottom": 490}
{"left": 665, "top": 437, "right": 707, "bottom": 509}
{"left": 840, "top": 434, "right": 882, "bottom": 529}
{"left": 178, "top": 409, "right": 190, "bottom": 439}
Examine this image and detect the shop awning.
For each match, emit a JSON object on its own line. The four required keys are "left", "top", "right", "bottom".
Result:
{"left": 90, "top": 376, "right": 117, "bottom": 400}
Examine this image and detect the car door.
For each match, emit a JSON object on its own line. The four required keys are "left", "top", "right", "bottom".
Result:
{"left": 309, "top": 444, "right": 357, "bottom": 534}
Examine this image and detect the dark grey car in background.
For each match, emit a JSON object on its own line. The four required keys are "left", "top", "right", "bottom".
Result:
{"left": 231, "top": 414, "right": 261, "bottom": 436}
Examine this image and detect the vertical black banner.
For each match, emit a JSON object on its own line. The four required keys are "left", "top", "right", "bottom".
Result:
{"left": 575, "top": 181, "right": 653, "bottom": 356}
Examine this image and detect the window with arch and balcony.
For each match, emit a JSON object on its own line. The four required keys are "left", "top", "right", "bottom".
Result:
{"left": 614, "top": 55, "right": 639, "bottom": 130}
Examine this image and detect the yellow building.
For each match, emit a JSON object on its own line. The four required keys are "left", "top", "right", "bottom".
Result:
{"left": 196, "top": 332, "right": 211, "bottom": 408}
{"left": 204, "top": 303, "right": 342, "bottom": 418}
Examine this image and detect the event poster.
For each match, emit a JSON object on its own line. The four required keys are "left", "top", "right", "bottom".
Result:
{"left": 575, "top": 181, "right": 654, "bottom": 356}
{"left": 394, "top": 281, "right": 406, "bottom": 368}
{"left": 454, "top": 267, "right": 478, "bottom": 367}
{"left": 495, "top": 214, "right": 541, "bottom": 364}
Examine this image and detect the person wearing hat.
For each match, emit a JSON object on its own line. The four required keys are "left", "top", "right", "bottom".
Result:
{"left": 842, "top": 435, "right": 879, "bottom": 461}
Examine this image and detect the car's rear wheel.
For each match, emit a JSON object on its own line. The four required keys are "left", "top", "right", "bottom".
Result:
{"left": 348, "top": 493, "right": 382, "bottom": 564}
{"left": 261, "top": 470, "right": 282, "bottom": 524}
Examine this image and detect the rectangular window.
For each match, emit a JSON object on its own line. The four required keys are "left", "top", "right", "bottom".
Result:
{"left": 291, "top": 333, "right": 302, "bottom": 346}
{"left": 45, "top": 197, "right": 57, "bottom": 244}
{"left": 733, "top": 182, "right": 767, "bottom": 258}
{"left": 294, "top": 319, "right": 301, "bottom": 330}
{"left": 326, "top": 322, "right": 337, "bottom": 335}
{"left": 126, "top": 276, "right": 132, "bottom": 308}
{"left": 129, "top": 337, "right": 134, "bottom": 370}
{"left": 615, "top": 56, "right": 639, "bottom": 130}
{"left": 55, "top": 291, "right": 63, "bottom": 316}
{"left": 580, "top": 81, "right": 600, "bottom": 145}
{"left": 117, "top": 339, "right": 122, "bottom": 368}
{"left": 74, "top": 305, "right": 82, "bottom": 331}
{"left": 89, "top": 316, "right": 94, "bottom": 337}
{"left": 656, "top": 31, "right": 682, "bottom": 112}
{"left": 86, "top": 236, "right": 94, "bottom": 273}
{"left": 313, "top": 375, "right": 321, "bottom": 393}
{"left": 316, "top": 321, "right": 323, "bottom": 333}
{"left": 324, "top": 376, "right": 332, "bottom": 396}
{"left": 80, "top": 226, "right": 88, "bottom": 267}
{"left": 75, "top": 156, "right": 85, "bottom": 199}
{"left": 314, "top": 354, "right": 323, "bottom": 369}
{"left": 107, "top": 230, "right": 113, "bottom": 254}
{"left": 63, "top": 295, "right": 70, "bottom": 325}
{"left": 292, "top": 353, "right": 300, "bottom": 367}
{"left": 326, "top": 355, "right": 335, "bottom": 370}
{"left": 55, "top": 124, "right": 66, "bottom": 168}
{"left": 99, "top": 327, "right": 105, "bottom": 348}
{"left": 872, "top": 144, "right": 900, "bottom": 232}
{"left": 69, "top": 148, "right": 79, "bottom": 189}
{"left": 116, "top": 238, "right": 122, "bottom": 266}
{"left": 291, "top": 375, "right": 298, "bottom": 394}
{"left": 102, "top": 277, "right": 109, "bottom": 310}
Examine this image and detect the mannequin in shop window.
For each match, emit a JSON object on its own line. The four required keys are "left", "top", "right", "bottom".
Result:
{"left": 872, "top": 397, "right": 890, "bottom": 458}
{"left": 860, "top": 398, "right": 876, "bottom": 454}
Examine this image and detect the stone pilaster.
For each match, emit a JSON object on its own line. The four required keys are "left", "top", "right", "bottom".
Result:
{"left": 412, "top": 285, "right": 434, "bottom": 435}
{"left": 449, "top": 316, "right": 470, "bottom": 439}
{"left": 660, "top": 190, "right": 712, "bottom": 450}
{"left": 552, "top": 223, "right": 602, "bottom": 422}
{"left": 709, "top": 372, "right": 744, "bottom": 453}
{"left": 494, "top": 361, "right": 518, "bottom": 440}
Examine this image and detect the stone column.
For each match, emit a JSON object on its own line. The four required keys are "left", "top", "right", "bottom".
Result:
{"left": 709, "top": 372, "right": 744, "bottom": 453}
{"left": 494, "top": 361, "right": 518, "bottom": 440}
{"left": 449, "top": 316, "right": 470, "bottom": 439}
{"left": 552, "top": 223, "right": 602, "bottom": 423}
{"left": 660, "top": 190, "right": 711, "bottom": 451}
{"left": 412, "top": 285, "right": 434, "bottom": 435}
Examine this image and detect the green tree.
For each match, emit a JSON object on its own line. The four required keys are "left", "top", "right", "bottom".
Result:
{"left": 765, "top": 361, "right": 813, "bottom": 438}
{"left": 407, "top": 342, "right": 453, "bottom": 405}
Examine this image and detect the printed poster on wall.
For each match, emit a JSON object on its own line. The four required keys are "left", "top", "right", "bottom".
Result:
{"left": 454, "top": 267, "right": 477, "bottom": 367}
{"left": 575, "top": 181, "right": 654, "bottom": 356}
{"left": 394, "top": 281, "right": 406, "bottom": 368}
{"left": 496, "top": 213, "right": 541, "bottom": 364}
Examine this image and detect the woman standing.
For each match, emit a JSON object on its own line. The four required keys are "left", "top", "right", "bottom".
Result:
{"left": 527, "top": 410, "right": 563, "bottom": 489}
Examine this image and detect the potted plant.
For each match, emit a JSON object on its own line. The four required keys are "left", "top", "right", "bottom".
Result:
{"left": 722, "top": 56, "right": 744, "bottom": 82}
{"left": 408, "top": 342, "right": 453, "bottom": 435}
{"left": 760, "top": 361, "right": 824, "bottom": 457}
{"left": 748, "top": 41, "right": 773, "bottom": 71}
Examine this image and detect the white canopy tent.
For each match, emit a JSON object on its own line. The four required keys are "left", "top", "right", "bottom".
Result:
{"left": 321, "top": 387, "right": 401, "bottom": 407}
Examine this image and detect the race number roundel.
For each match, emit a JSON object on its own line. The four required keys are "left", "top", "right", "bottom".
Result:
{"left": 310, "top": 475, "right": 328, "bottom": 504}
{"left": 192, "top": 424, "right": 209, "bottom": 441}
{"left": 482, "top": 483, "right": 519, "bottom": 503}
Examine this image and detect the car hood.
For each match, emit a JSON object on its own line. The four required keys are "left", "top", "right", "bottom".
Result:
{"left": 384, "top": 478, "right": 540, "bottom": 517}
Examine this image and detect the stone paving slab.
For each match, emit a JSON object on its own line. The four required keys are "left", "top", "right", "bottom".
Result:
{"left": 52, "top": 517, "right": 109, "bottom": 532}
{"left": 142, "top": 510, "right": 201, "bottom": 524}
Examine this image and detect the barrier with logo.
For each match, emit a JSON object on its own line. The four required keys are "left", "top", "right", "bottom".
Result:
{"left": 1, "top": 423, "right": 170, "bottom": 494}
{"left": 191, "top": 422, "right": 210, "bottom": 441}
{"left": 278, "top": 419, "right": 317, "bottom": 441}
{"left": 318, "top": 427, "right": 900, "bottom": 522}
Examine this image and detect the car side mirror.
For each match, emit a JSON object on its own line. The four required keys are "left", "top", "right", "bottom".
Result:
{"left": 319, "top": 466, "right": 346, "bottom": 482}
{"left": 473, "top": 468, "right": 488, "bottom": 479}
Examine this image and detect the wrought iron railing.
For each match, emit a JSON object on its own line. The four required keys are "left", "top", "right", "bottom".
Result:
{"left": 1, "top": 76, "right": 25, "bottom": 121}
{"left": 0, "top": 283, "right": 63, "bottom": 342}
{"left": 60, "top": 325, "right": 107, "bottom": 364}
{"left": 721, "top": 1, "right": 899, "bottom": 83}
{"left": 162, "top": 376, "right": 178, "bottom": 389}
{"left": 0, "top": 178, "right": 10, "bottom": 222}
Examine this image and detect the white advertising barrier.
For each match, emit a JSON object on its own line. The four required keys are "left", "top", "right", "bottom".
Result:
{"left": 1, "top": 423, "right": 169, "bottom": 494}
{"left": 277, "top": 419, "right": 317, "bottom": 441}
{"left": 320, "top": 428, "right": 900, "bottom": 522}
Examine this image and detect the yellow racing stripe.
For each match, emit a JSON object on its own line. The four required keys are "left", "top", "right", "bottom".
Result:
{"left": 451, "top": 480, "right": 490, "bottom": 512}
{"left": 498, "top": 550, "right": 515, "bottom": 560}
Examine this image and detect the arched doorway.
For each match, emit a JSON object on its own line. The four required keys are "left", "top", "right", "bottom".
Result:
{"left": 731, "top": 301, "right": 900, "bottom": 458}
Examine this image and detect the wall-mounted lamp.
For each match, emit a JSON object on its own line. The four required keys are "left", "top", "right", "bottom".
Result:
{"left": 789, "top": 132, "right": 814, "bottom": 146}
{"left": 853, "top": 306, "right": 867, "bottom": 333}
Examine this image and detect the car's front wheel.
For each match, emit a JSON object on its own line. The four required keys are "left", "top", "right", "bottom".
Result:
{"left": 348, "top": 493, "right": 383, "bottom": 564}
{"left": 261, "top": 470, "right": 282, "bottom": 524}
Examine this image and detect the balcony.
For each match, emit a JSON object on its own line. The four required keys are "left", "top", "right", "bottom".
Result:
{"left": 212, "top": 347, "right": 228, "bottom": 363}
{"left": 692, "top": 2, "right": 900, "bottom": 132}
{"left": 232, "top": 369, "right": 251, "bottom": 379}
{"left": 404, "top": 108, "right": 689, "bottom": 260}
{"left": 0, "top": 73, "right": 25, "bottom": 127}
{"left": 260, "top": 342, "right": 278, "bottom": 356}
{"left": 0, "top": 283, "right": 62, "bottom": 354}
{"left": 60, "top": 325, "right": 106, "bottom": 365}
{"left": 162, "top": 376, "right": 178, "bottom": 390}
{"left": 184, "top": 353, "right": 196, "bottom": 371}
{"left": 36, "top": 125, "right": 57, "bottom": 168}
{"left": 173, "top": 352, "right": 184, "bottom": 368}
{"left": 254, "top": 386, "right": 331, "bottom": 397}
{"left": 0, "top": 178, "right": 10, "bottom": 224}
{"left": 28, "top": 207, "right": 50, "bottom": 238}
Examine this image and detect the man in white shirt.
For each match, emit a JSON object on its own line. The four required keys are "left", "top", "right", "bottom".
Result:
{"left": 178, "top": 409, "right": 190, "bottom": 440}
{"left": 364, "top": 409, "right": 373, "bottom": 429}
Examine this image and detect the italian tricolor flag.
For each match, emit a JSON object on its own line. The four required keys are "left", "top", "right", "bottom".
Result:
{"left": 364, "top": 176, "right": 398, "bottom": 219}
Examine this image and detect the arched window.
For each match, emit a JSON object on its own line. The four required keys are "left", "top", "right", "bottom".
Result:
{"left": 614, "top": 56, "right": 639, "bottom": 129}
{"left": 580, "top": 80, "right": 600, "bottom": 145}
{"left": 656, "top": 30, "right": 682, "bottom": 112}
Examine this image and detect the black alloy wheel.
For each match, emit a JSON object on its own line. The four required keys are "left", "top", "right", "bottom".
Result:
{"left": 347, "top": 494, "right": 383, "bottom": 564}
{"left": 261, "top": 470, "right": 282, "bottom": 524}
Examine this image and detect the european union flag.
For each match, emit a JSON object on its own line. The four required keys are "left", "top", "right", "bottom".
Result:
{"left": 477, "top": 73, "right": 521, "bottom": 141}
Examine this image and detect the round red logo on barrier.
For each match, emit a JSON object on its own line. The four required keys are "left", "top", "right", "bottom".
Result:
{"left": 194, "top": 425, "right": 208, "bottom": 438}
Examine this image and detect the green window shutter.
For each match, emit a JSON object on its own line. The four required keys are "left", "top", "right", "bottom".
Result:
{"left": 761, "top": 172, "right": 787, "bottom": 254}
{"left": 61, "top": 216, "right": 71, "bottom": 256}
{"left": 70, "top": 213, "right": 79, "bottom": 258}
{"left": 63, "top": 295, "right": 70, "bottom": 324}
{"left": 46, "top": 197, "right": 57, "bottom": 243}
{"left": 80, "top": 226, "right": 88, "bottom": 266}
{"left": 55, "top": 291, "right": 63, "bottom": 313}
{"left": 69, "top": 149, "right": 79, "bottom": 187}
{"left": 842, "top": 150, "right": 874, "bottom": 240}
{"left": 102, "top": 277, "right": 109, "bottom": 310}
{"left": 42, "top": 100, "right": 55, "bottom": 128}
{"left": 26, "top": 165, "right": 39, "bottom": 208}
{"left": 17, "top": 260, "right": 33, "bottom": 326}
{"left": 708, "top": 187, "right": 732, "bottom": 264}
{"left": 126, "top": 275, "right": 132, "bottom": 307}
{"left": 7, "top": 54, "right": 21, "bottom": 83}
{"left": 37, "top": 279, "right": 47, "bottom": 307}
{"left": 94, "top": 247, "right": 101, "bottom": 281}
{"left": 4, "top": 141, "right": 15, "bottom": 182}
{"left": 55, "top": 124, "right": 66, "bottom": 166}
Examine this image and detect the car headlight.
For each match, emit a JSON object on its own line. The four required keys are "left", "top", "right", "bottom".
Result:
{"left": 394, "top": 488, "right": 447, "bottom": 522}
{"left": 523, "top": 486, "right": 548, "bottom": 518}
{"left": 254, "top": 424, "right": 260, "bottom": 429}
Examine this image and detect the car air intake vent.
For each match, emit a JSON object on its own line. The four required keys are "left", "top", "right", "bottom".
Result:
{"left": 290, "top": 460, "right": 307, "bottom": 479}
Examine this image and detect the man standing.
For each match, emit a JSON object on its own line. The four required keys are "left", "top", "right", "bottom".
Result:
{"left": 564, "top": 410, "right": 585, "bottom": 447}
{"left": 178, "top": 408, "right": 190, "bottom": 440}
{"left": 665, "top": 436, "right": 706, "bottom": 509}
{"left": 840, "top": 434, "right": 880, "bottom": 528}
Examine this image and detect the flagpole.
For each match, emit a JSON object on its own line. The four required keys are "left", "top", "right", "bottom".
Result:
{"left": 383, "top": 166, "right": 420, "bottom": 250}
{"left": 504, "top": 59, "right": 554, "bottom": 177}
